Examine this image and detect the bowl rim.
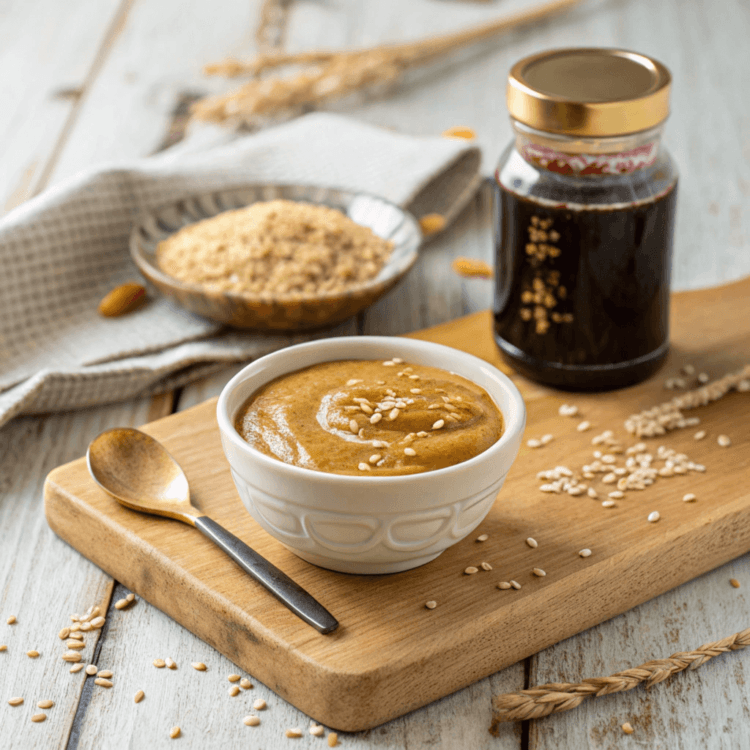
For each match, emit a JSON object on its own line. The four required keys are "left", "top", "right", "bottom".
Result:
{"left": 216, "top": 336, "right": 526, "bottom": 486}
{"left": 129, "top": 183, "right": 422, "bottom": 306}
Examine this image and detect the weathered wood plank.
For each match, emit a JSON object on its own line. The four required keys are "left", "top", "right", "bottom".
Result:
{"left": 0, "top": 398, "right": 170, "bottom": 750}
{"left": 528, "top": 557, "right": 750, "bottom": 750}
{"left": 0, "top": 0, "right": 125, "bottom": 212}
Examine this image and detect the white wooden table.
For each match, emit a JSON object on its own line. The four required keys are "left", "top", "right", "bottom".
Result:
{"left": 2, "top": 1, "right": 750, "bottom": 747}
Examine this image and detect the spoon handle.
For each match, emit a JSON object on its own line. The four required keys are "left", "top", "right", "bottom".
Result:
{"left": 193, "top": 516, "right": 338, "bottom": 634}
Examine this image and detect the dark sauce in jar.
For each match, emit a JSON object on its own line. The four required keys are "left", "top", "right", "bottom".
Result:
{"left": 493, "top": 182, "right": 678, "bottom": 390}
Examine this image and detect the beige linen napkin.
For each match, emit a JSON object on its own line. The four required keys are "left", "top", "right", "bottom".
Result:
{"left": 0, "top": 113, "right": 481, "bottom": 428}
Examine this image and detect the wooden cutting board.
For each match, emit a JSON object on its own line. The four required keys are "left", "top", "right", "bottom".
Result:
{"left": 44, "top": 276, "right": 750, "bottom": 732}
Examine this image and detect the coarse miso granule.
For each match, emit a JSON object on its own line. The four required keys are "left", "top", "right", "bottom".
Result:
{"left": 156, "top": 200, "right": 393, "bottom": 297}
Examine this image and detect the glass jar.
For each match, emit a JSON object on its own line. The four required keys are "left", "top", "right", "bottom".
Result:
{"left": 493, "top": 48, "right": 678, "bottom": 390}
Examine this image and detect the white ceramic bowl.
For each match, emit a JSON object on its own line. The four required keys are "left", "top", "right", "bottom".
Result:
{"left": 216, "top": 337, "right": 526, "bottom": 574}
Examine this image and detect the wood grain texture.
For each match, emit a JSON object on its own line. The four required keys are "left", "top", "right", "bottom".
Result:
{"left": 0, "top": 398, "right": 171, "bottom": 750}
{"left": 0, "top": 0, "right": 126, "bottom": 212}
{"left": 44, "top": 277, "right": 750, "bottom": 732}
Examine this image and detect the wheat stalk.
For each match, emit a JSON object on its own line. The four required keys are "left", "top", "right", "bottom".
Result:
{"left": 256, "top": 0, "right": 292, "bottom": 53}
{"left": 193, "top": 0, "right": 584, "bottom": 126}
{"left": 489, "top": 626, "right": 750, "bottom": 731}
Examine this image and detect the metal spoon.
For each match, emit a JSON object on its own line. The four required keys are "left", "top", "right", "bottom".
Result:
{"left": 86, "top": 427, "right": 338, "bottom": 634}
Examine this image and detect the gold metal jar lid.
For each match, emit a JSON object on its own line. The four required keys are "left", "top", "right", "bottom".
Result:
{"left": 507, "top": 48, "right": 671, "bottom": 137}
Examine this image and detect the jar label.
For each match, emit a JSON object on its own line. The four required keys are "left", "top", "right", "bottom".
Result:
{"left": 520, "top": 140, "right": 659, "bottom": 175}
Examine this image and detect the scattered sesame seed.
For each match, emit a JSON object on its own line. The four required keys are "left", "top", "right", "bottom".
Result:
{"left": 369, "top": 454, "right": 381, "bottom": 464}
{"left": 86, "top": 665, "right": 98, "bottom": 675}
{"left": 694, "top": 430, "right": 706, "bottom": 440}
{"left": 31, "top": 714, "right": 46, "bottom": 723}
{"left": 683, "top": 493, "right": 697, "bottom": 502}
{"left": 328, "top": 732, "right": 339, "bottom": 747}
{"left": 432, "top": 419, "right": 445, "bottom": 430}
{"left": 26, "top": 650, "right": 39, "bottom": 658}
{"left": 253, "top": 698, "right": 267, "bottom": 710}
{"left": 370, "top": 413, "right": 383, "bottom": 424}
{"left": 310, "top": 724, "right": 325, "bottom": 736}
{"left": 417, "top": 431, "right": 429, "bottom": 437}
{"left": 541, "top": 434, "right": 554, "bottom": 444}
{"left": 476, "top": 534, "right": 489, "bottom": 542}
{"left": 170, "top": 726, "right": 181, "bottom": 739}
{"left": 8, "top": 697, "right": 23, "bottom": 706}
{"left": 718, "top": 434, "right": 732, "bottom": 447}
{"left": 425, "top": 601, "right": 437, "bottom": 610}
{"left": 192, "top": 662, "right": 207, "bottom": 671}
{"left": 587, "top": 488, "right": 598, "bottom": 498}
{"left": 94, "top": 678, "right": 113, "bottom": 688}
{"left": 698, "top": 372, "right": 710, "bottom": 383}
{"left": 578, "top": 549, "right": 592, "bottom": 558}
{"left": 153, "top": 659, "right": 166, "bottom": 668}
{"left": 392, "top": 358, "right": 403, "bottom": 364}
{"left": 70, "top": 664, "right": 83, "bottom": 673}
{"left": 532, "top": 568, "right": 546, "bottom": 577}
{"left": 510, "top": 580, "right": 522, "bottom": 590}
{"left": 286, "top": 728, "right": 303, "bottom": 738}
{"left": 404, "top": 447, "right": 416, "bottom": 457}
{"left": 464, "top": 566, "right": 479, "bottom": 575}
{"left": 346, "top": 379, "right": 362, "bottom": 386}
{"left": 526, "top": 537, "right": 538, "bottom": 549}
{"left": 382, "top": 361, "right": 395, "bottom": 366}
{"left": 229, "top": 685, "right": 240, "bottom": 697}
{"left": 165, "top": 657, "right": 176, "bottom": 669}
{"left": 244, "top": 715, "right": 261, "bottom": 726}
{"left": 558, "top": 404, "right": 579, "bottom": 417}
{"left": 6, "top": 616, "right": 16, "bottom": 625}
{"left": 498, "top": 582, "right": 512, "bottom": 590}
{"left": 0, "top": 645, "right": 6, "bottom": 652}
{"left": 114, "top": 599, "right": 128, "bottom": 610}
{"left": 134, "top": 690, "right": 145, "bottom": 703}
{"left": 480, "top": 562, "right": 493, "bottom": 571}
{"left": 240, "top": 678, "right": 253, "bottom": 689}
{"left": 608, "top": 491, "right": 624, "bottom": 499}
{"left": 349, "top": 419, "right": 359, "bottom": 433}
{"left": 647, "top": 511, "right": 660, "bottom": 523}
{"left": 408, "top": 374, "right": 420, "bottom": 380}
{"left": 527, "top": 438, "right": 542, "bottom": 448}
{"left": 622, "top": 722, "right": 634, "bottom": 734}
{"left": 730, "top": 578, "right": 741, "bottom": 588}
{"left": 388, "top": 408, "right": 400, "bottom": 420}
{"left": 360, "top": 404, "right": 373, "bottom": 415}
{"left": 602, "top": 500, "right": 616, "bottom": 508}
{"left": 98, "top": 670, "right": 113, "bottom": 679}
{"left": 410, "top": 388, "right": 421, "bottom": 394}
{"left": 577, "top": 421, "right": 591, "bottom": 432}
{"left": 228, "top": 674, "right": 241, "bottom": 682}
